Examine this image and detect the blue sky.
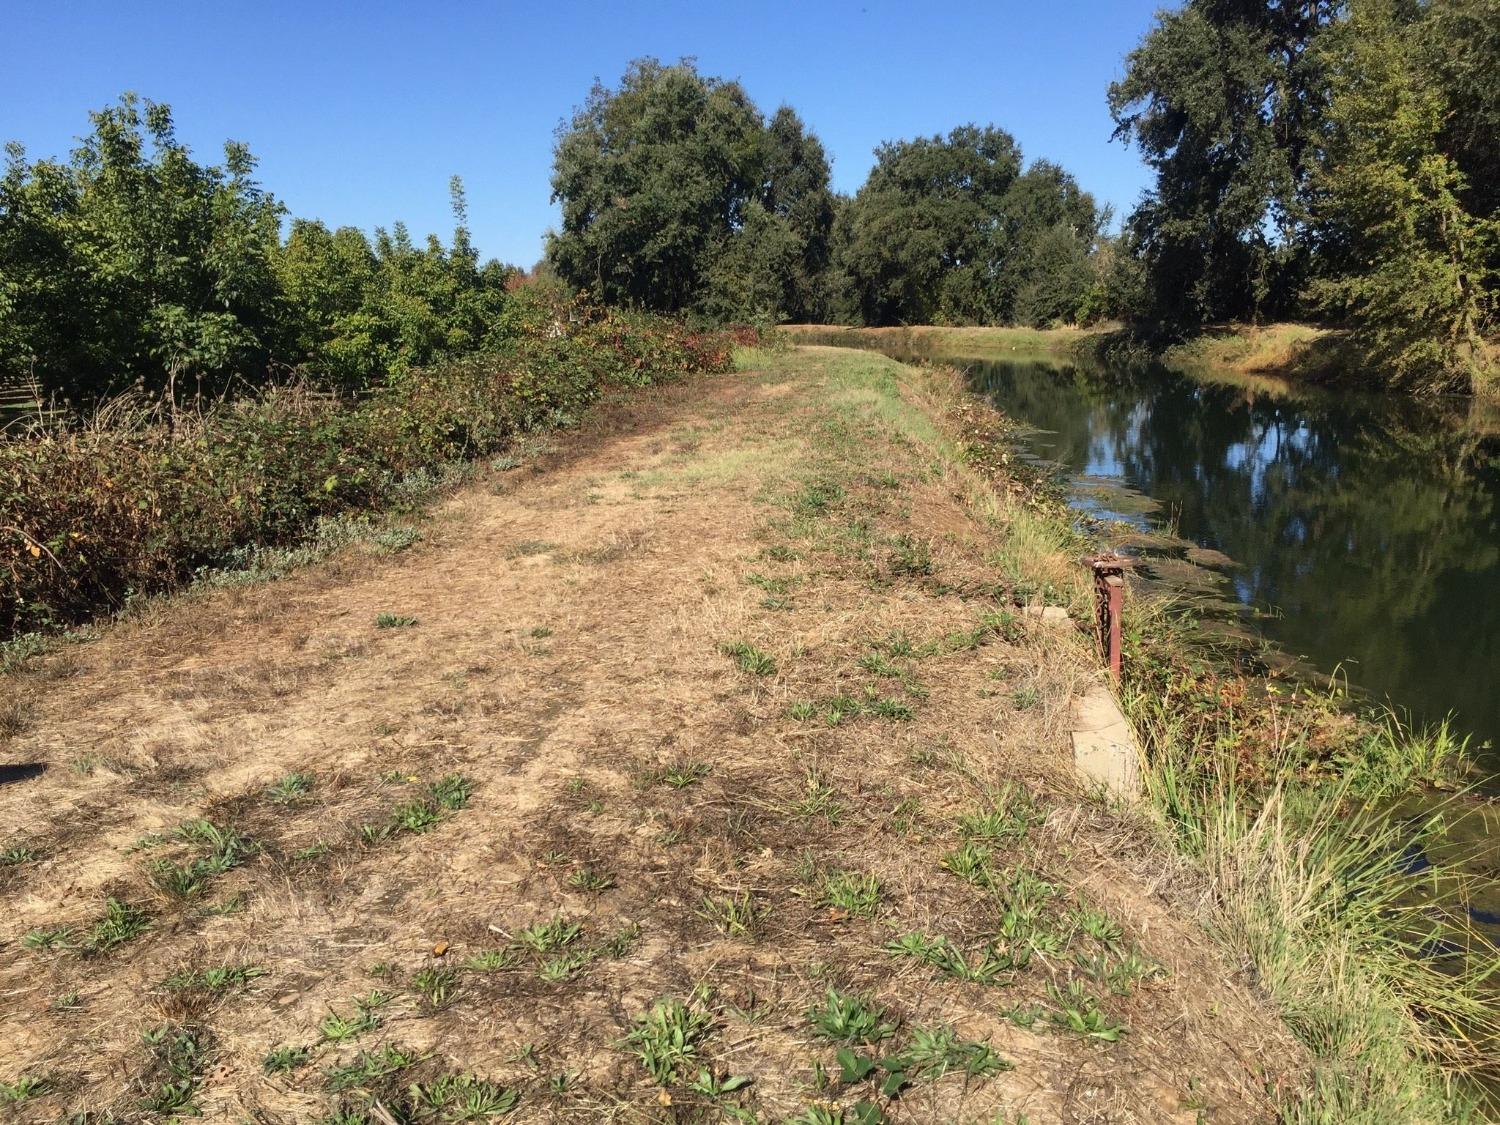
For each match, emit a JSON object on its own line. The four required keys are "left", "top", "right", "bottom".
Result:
{"left": 2, "top": 1, "right": 1163, "bottom": 266}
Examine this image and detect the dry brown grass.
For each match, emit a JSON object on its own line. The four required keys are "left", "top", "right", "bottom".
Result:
{"left": 0, "top": 347, "right": 1302, "bottom": 1122}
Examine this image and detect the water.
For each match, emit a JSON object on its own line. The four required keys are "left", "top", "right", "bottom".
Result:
{"left": 830, "top": 339, "right": 1500, "bottom": 771}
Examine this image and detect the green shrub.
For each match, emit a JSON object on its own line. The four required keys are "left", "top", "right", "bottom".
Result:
{"left": 1, "top": 310, "right": 732, "bottom": 638}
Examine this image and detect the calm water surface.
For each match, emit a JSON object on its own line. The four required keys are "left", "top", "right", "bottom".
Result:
{"left": 845, "top": 341, "right": 1500, "bottom": 772}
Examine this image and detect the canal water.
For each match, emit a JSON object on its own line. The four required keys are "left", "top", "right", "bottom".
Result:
{"left": 822, "top": 338, "right": 1500, "bottom": 777}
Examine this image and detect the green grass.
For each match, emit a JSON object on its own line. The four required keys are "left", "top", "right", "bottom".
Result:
{"left": 265, "top": 771, "right": 313, "bottom": 804}
{"left": 84, "top": 898, "right": 150, "bottom": 954}
{"left": 719, "top": 640, "right": 777, "bottom": 676}
{"left": 375, "top": 612, "right": 418, "bottom": 628}
{"left": 698, "top": 892, "right": 763, "bottom": 937}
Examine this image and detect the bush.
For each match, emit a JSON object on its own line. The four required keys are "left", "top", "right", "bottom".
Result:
{"left": 0, "top": 310, "right": 732, "bottom": 637}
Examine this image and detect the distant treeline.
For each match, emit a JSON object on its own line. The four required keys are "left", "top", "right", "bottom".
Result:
{"left": 547, "top": 59, "right": 1112, "bottom": 337}
{"left": 548, "top": 0, "right": 1498, "bottom": 393}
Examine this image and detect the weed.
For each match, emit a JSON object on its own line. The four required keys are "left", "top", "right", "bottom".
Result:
{"left": 719, "top": 640, "right": 777, "bottom": 676}
{"left": 354, "top": 989, "right": 392, "bottom": 1010}
{"left": 517, "top": 917, "right": 584, "bottom": 953}
{"left": 1002, "top": 1003, "right": 1043, "bottom": 1029}
{"left": 529, "top": 625, "right": 553, "bottom": 638}
{"left": 163, "top": 964, "right": 266, "bottom": 992}
{"left": 940, "top": 840, "right": 994, "bottom": 887}
{"left": 375, "top": 612, "right": 418, "bottom": 628}
{"left": 806, "top": 987, "right": 895, "bottom": 1044}
{"left": 409, "top": 1072, "right": 520, "bottom": 1118}
{"left": 295, "top": 841, "right": 332, "bottom": 861}
{"left": 597, "top": 921, "right": 642, "bottom": 958}
{"left": 957, "top": 784, "right": 1046, "bottom": 840}
{"left": 51, "top": 989, "right": 81, "bottom": 1010}
{"left": 412, "top": 967, "right": 460, "bottom": 1008}
{"left": 0, "top": 1076, "right": 49, "bottom": 1102}
{"left": 658, "top": 760, "right": 712, "bottom": 788}
{"left": 393, "top": 799, "right": 443, "bottom": 833}
{"left": 319, "top": 1008, "right": 379, "bottom": 1043}
{"left": 0, "top": 843, "right": 43, "bottom": 866}
{"left": 538, "top": 952, "right": 590, "bottom": 982}
{"left": 901, "top": 1024, "right": 1013, "bottom": 1079}
{"left": 790, "top": 771, "right": 845, "bottom": 822}
{"left": 566, "top": 867, "right": 615, "bottom": 893}
{"left": 263, "top": 1044, "right": 310, "bottom": 1074}
{"left": 325, "top": 1044, "right": 416, "bottom": 1090}
{"left": 687, "top": 1068, "right": 753, "bottom": 1098}
{"left": 699, "top": 892, "right": 763, "bottom": 937}
{"left": 788, "top": 700, "right": 819, "bottom": 720}
{"left": 84, "top": 898, "right": 150, "bottom": 954}
{"left": 466, "top": 949, "right": 519, "bottom": 972}
{"left": 1076, "top": 949, "right": 1161, "bottom": 996}
{"left": 821, "top": 871, "right": 882, "bottom": 918}
{"left": 626, "top": 997, "right": 713, "bottom": 1085}
{"left": 790, "top": 479, "right": 845, "bottom": 517}
{"left": 1074, "top": 903, "right": 1124, "bottom": 948}
{"left": 139, "top": 1025, "right": 208, "bottom": 1116}
{"left": 865, "top": 696, "right": 914, "bottom": 721}
{"left": 1011, "top": 685, "right": 1042, "bottom": 710}
{"left": 1045, "top": 980, "right": 1127, "bottom": 1042}
{"left": 266, "top": 772, "right": 313, "bottom": 803}
{"left": 22, "top": 926, "right": 73, "bottom": 952}
{"left": 374, "top": 525, "right": 421, "bottom": 552}
{"left": 885, "top": 534, "right": 934, "bottom": 577}
{"left": 856, "top": 652, "right": 901, "bottom": 678}
{"left": 884, "top": 931, "right": 1015, "bottom": 984}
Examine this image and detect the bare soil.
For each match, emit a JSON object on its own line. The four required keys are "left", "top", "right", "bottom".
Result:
{"left": 0, "top": 348, "right": 1303, "bottom": 1123}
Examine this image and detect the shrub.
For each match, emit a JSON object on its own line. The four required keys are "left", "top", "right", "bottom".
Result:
{"left": 1, "top": 310, "right": 732, "bottom": 638}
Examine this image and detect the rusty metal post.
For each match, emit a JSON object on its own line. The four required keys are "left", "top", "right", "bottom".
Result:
{"left": 1088, "top": 555, "right": 1131, "bottom": 684}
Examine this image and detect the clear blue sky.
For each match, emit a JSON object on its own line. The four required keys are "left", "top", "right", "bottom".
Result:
{"left": 2, "top": 1, "right": 1163, "bottom": 267}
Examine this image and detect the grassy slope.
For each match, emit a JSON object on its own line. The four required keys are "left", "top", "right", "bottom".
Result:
{"left": 0, "top": 347, "right": 1303, "bottom": 1122}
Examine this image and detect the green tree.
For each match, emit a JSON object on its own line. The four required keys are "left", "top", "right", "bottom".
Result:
{"left": 547, "top": 59, "right": 766, "bottom": 313}
{"left": 1309, "top": 0, "right": 1497, "bottom": 390}
{"left": 1, "top": 94, "right": 285, "bottom": 400}
{"left": 1108, "top": 2, "right": 1338, "bottom": 330}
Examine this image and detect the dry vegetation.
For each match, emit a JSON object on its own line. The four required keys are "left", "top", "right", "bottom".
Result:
{"left": 0, "top": 347, "right": 1302, "bottom": 1123}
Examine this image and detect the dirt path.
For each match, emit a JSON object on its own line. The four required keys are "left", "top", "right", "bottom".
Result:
{"left": 0, "top": 349, "right": 1301, "bottom": 1123}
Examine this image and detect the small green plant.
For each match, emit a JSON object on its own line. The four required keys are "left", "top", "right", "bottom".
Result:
{"left": 325, "top": 1044, "right": 416, "bottom": 1090}
{"left": 821, "top": 870, "right": 882, "bottom": 917}
{"left": 84, "top": 898, "right": 151, "bottom": 954}
{"left": 51, "top": 989, "right": 81, "bottom": 1010}
{"left": 517, "top": 917, "right": 584, "bottom": 953}
{"left": 529, "top": 625, "right": 553, "bottom": 639}
{"left": 0, "top": 1075, "right": 49, "bottom": 1102}
{"left": 719, "top": 640, "right": 777, "bottom": 676}
{"left": 866, "top": 697, "right": 914, "bottom": 721}
{"left": 375, "top": 612, "right": 418, "bottom": 628}
{"left": 788, "top": 700, "right": 819, "bottom": 720}
{"left": 409, "top": 1072, "right": 520, "bottom": 1118}
{"left": 0, "top": 843, "right": 42, "bottom": 866}
{"left": 900, "top": 1024, "right": 1013, "bottom": 1080}
{"left": 319, "top": 1007, "right": 379, "bottom": 1043}
{"left": 567, "top": 867, "right": 615, "bottom": 893}
{"left": 886, "top": 534, "right": 934, "bottom": 577}
{"left": 374, "top": 525, "right": 421, "bottom": 552}
{"left": 957, "top": 783, "right": 1046, "bottom": 840}
{"left": 466, "top": 948, "right": 519, "bottom": 972}
{"left": 940, "top": 840, "right": 994, "bottom": 886}
{"left": 262, "top": 1044, "right": 310, "bottom": 1074}
{"left": 139, "top": 1025, "right": 207, "bottom": 1116}
{"left": 1045, "top": 980, "right": 1127, "bottom": 1042}
{"left": 413, "top": 966, "right": 460, "bottom": 1008}
{"left": 393, "top": 799, "right": 443, "bottom": 833}
{"left": 266, "top": 772, "right": 313, "bottom": 804}
{"left": 1074, "top": 903, "right": 1124, "bottom": 948}
{"left": 538, "top": 952, "right": 590, "bottom": 982}
{"left": 163, "top": 964, "right": 266, "bottom": 992}
{"left": 806, "top": 987, "right": 895, "bottom": 1044}
{"left": 22, "top": 926, "right": 73, "bottom": 952}
{"left": 790, "top": 770, "right": 844, "bottom": 822}
{"left": 658, "top": 760, "right": 712, "bottom": 788}
{"left": 698, "top": 892, "right": 763, "bottom": 937}
{"left": 626, "top": 997, "right": 713, "bottom": 1085}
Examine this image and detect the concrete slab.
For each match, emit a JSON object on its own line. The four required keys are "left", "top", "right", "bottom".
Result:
{"left": 1071, "top": 683, "right": 1142, "bottom": 799}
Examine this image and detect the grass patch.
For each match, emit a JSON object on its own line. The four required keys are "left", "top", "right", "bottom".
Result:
{"left": 719, "top": 640, "right": 777, "bottom": 676}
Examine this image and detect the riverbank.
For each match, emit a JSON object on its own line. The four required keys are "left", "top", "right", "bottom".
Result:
{"left": 0, "top": 346, "right": 1308, "bottom": 1121}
